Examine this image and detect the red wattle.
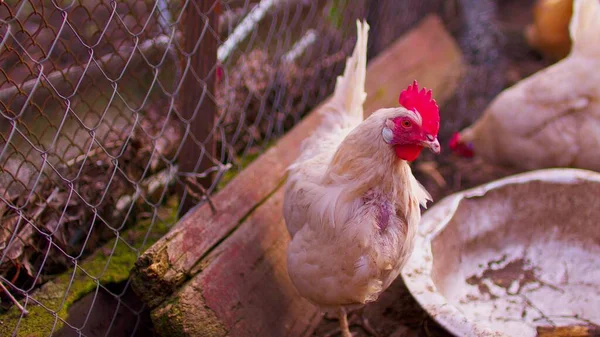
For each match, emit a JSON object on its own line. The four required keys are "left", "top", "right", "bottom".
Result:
{"left": 394, "top": 144, "right": 423, "bottom": 162}
{"left": 449, "top": 132, "right": 474, "bottom": 158}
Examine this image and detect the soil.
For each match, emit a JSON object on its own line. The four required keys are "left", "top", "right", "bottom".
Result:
{"left": 54, "top": 282, "right": 156, "bottom": 337}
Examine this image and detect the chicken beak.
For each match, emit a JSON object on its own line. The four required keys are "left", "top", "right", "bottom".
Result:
{"left": 422, "top": 137, "right": 441, "bottom": 154}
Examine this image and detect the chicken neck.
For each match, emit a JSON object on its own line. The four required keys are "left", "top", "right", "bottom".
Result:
{"left": 324, "top": 120, "right": 413, "bottom": 202}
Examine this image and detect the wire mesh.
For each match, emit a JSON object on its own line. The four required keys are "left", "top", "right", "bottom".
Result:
{"left": 0, "top": 0, "right": 506, "bottom": 336}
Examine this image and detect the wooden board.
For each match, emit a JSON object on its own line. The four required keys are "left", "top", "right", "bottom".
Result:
{"left": 151, "top": 188, "right": 322, "bottom": 337}
{"left": 131, "top": 14, "right": 465, "bottom": 336}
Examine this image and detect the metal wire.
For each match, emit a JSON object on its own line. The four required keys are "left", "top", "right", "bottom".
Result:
{"left": 0, "top": 0, "right": 505, "bottom": 335}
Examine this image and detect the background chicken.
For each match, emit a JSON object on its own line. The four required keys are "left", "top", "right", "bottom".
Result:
{"left": 525, "top": 0, "right": 574, "bottom": 61}
{"left": 450, "top": 0, "right": 600, "bottom": 171}
{"left": 283, "top": 20, "right": 441, "bottom": 337}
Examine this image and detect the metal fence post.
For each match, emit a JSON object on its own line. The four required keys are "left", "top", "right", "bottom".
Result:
{"left": 178, "top": 0, "right": 219, "bottom": 215}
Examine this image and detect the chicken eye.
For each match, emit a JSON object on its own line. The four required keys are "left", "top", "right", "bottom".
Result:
{"left": 401, "top": 120, "right": 411, "bottom": 128}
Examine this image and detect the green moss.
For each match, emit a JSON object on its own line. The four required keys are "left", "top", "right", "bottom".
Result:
{"left": 217, "top": 153, "right": 260, "bottom": 190}
{"left": 152, "top": 297, "right": 187, "bottom": 337}
{"left": 0, "top": 198, "right": 179, "bottom": 337}
{"left": 152, "top": 288, "right": 228, "bottom": 337}
{"left": 327, "top": 0, "right": 349, "bottom": 29}
{"left": 217, "top": 139, "right": 277, "bottom": 190}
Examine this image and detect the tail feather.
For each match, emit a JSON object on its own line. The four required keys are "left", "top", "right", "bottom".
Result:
{"left": 291, "top": 20, "right": 369, "bottom": 164}
{"left": 569, "top": 0, "right": 600, "bottom": 57}
{"left": 323, "top": 20, "right": 370, "bottom": 127}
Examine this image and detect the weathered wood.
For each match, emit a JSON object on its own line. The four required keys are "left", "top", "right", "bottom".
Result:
{"left": 362, "top": 16, "right": 463, "bottom": 114}
{"left": 536, "top": 325, "right": 600, "bottom": 337}
{"left": 366, "top": 0, "right": 445, "bottom": 57}
{"left": 131, "top": 14, "right": 465, "bottom": 336}
{"left": 177, "top": 0, "right": 218, "bottom": 214}
{"left": 152, "top": 188, "right": 322, "bottom": 337}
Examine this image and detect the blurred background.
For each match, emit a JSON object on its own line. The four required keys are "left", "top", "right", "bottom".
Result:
{"left": 0, "top": 0, "right": 564, "bottom": 336}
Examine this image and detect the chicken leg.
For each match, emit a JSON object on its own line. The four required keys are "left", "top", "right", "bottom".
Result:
{"left": 348, "top": 307, "right": 378, "bottom": 336}
{"left": 338, "top": 307, "right": 352, "bottom": 337}
{"left": 323, "top": 307, "right": 379, "bottom": 337}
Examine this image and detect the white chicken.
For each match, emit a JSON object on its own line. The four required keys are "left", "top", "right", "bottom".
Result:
{"left": 450, "top": 0, "right": 600, "bottom": 171}
{"left": 284, "top": 20, "right": 441, "bottom": 337}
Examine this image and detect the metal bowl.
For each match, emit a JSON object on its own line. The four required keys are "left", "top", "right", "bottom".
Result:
{"left": 402, "top": 168, "right": 600, "bottom": 337}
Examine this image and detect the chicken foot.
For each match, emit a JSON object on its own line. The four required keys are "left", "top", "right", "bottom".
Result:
{"left": 323, "top": 307, "right": 379, "bottom": 337}
{"left": 339, "top": 307, "right": 352, "bottom": 337}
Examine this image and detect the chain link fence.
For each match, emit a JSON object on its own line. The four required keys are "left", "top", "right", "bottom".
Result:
{"left": 0, "top": 0, "right": 507, "bottom": 335}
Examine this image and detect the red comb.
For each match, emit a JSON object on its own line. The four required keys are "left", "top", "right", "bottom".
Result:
{"left": 399, "top": 80, "right": 440, "bottom": 135}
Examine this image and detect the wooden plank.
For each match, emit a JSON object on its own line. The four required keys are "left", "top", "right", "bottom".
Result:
{"left": 151, "top": 188, "right": 322, "bottom": 337}
{"left": 362, "top": 15, "right": 463, "bottom": 114}
{"left": 366, "top": 0, "right": 444, "bottom": 57}
{"left": 536, "top": 325, "right": 600, "bottom": 337}
{"left": 131, "top": 14, "right": 465, "bottom": 311}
